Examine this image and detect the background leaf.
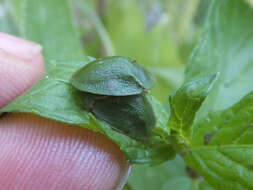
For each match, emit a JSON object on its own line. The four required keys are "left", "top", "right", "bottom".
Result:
{"left": 20, "top": 0, "right": 85, "bottom": 63}
{"left": 185, "top": 91, "right": 253, "bottom": 190}
{"left": 185, "top": 0, "right": 253, "bottom": 121}
{"left": 183, "top": 0, "right": 253, "bottom": 189}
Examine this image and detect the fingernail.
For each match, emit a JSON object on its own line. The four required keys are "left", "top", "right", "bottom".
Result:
{"left": 0, "top": 49, "right": 29, "bottom": 67}
{"left": 0, "top": 32, "right": 42, "bottom": 61}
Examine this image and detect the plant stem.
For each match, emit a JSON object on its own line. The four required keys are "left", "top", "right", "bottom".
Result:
{"left": 177, "top": 0, "right": 200, "bottom": 45}
{"left": 76, "top": 1, "right": 115, "bottom": 56}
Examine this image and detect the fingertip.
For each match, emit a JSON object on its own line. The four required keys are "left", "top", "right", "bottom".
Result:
{"left": 0, "top": 34, "right": 45, "bottom": 108}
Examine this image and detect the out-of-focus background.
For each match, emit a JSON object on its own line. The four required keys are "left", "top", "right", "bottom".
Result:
{"left": 0, "top": 0, "right": 213, "bottom": 189}
{"left": 0, "top": 0, "right": 210, "bottom": 103}
{"left": 76, "top": 0, "right": 209, "bottom": 103}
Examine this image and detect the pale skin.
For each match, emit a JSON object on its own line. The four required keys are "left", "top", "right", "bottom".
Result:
{"left": 0, "top": 32, "right": 130, "bottom": 190}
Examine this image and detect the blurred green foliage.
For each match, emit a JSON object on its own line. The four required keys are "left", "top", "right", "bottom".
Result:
{"left": 125, "top": 156, "right": 214, "bottom": 190}
{"left": 75, "top": 0, "right": 208, "bottom": 103}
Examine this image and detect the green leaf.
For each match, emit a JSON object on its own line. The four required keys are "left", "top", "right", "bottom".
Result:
{"left": 185, "top": 0, "right": 253, "bottom": 121}
{"left": 183, "top": 1, "right": 253, "bottom": 188}
{"left": 185, "top": 91, "right": 253, "bottom": 190}
{"left": 1, "top": 78, "right": 91, "bottom": 126}
{"left": 168, "top": 74, "right": 218, "bottom": 142}
{"left": 20, "top": 0, "right": 85, "bottom": 64}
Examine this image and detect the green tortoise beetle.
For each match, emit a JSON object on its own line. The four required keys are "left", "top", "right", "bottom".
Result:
{"left": 71, "top": 56, "right": 156, "bottom": 140}
{"left": 71, "top": 56, "right": 155, "bottom": 96}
